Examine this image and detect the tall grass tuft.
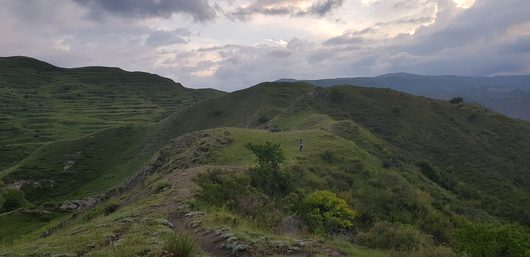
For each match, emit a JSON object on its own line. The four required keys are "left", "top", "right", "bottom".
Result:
{"left": 163, "top": 232, "right": 197, "bottom": 257}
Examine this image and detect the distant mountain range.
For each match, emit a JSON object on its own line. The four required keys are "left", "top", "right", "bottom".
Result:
{"left": 278, "top": 73, "right": 530, "bottom": 121}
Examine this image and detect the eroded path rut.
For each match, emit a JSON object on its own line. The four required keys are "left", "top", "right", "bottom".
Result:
{"left": 161, "top": 166, "right": 236, "bottom": 257}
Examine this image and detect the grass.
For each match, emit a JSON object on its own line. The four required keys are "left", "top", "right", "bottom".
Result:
{"left": 0, "top": 210, "right": 63, "bottom": 244}
{"left": 327, "top": 240, "right": 394, "bottom": 257}
{"left": 212, "top": 127, "right": 377, "bottom": 169}
{"left": 163, "top": 233, "right": 197, "bottom": 257}
{"left": 0, "top": 179, "right": 172, "bottom": 256}
{"left": 1, "top": 126, "right": 154, "bottom": 203}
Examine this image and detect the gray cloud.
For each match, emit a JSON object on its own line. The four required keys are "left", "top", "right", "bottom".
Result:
{"left": 229, "top": 0, "right": 344, "bottom": 21}
{"left": 146, "top": 29, "right": 194, "bottom": 47}
{"left": 1, "top": 0, "right": 529, "bottom": 91}
{"left": 74, "top": 0, "right": 217, "bottom": 21}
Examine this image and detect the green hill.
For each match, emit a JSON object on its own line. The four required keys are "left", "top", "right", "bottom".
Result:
{"left": 0, "top": 63, "right": 529, "bottom": 257}
{"left": 0, "top": 56, "right": 224, "bottom": 170}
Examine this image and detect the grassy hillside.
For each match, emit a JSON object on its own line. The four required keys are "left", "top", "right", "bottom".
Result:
{"left": 1, "top": 79, "right": 529, "bottom": 256}
{"left": 299, "top": 86, "right": 530, "bottom": 225}
{"left": 0, "top": 128, "right": 447, "bottom": 256}
{"left": 282, "top": 73, "right": 530, "bottom": 122}
{"left": 0, "top": 56, "right": 224, "bottom": 170}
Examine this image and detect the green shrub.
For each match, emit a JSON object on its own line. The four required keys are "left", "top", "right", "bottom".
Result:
{"left": 194, "top": 169, "right": 260, "bottom": 209}
{"left": 298, "top": 190, "right": 356, "bottom": 234}
{"left": 1, "top": 189, "right": 27, "bottom": 213}
{"left": 245, "top": 141, "right": 285, "bottom": 172}
{"left": 245, "top": 141, "right": 293, "bottom": 197}
{"left": 454, "top": 223, "right": 530, "bottom": 257}
{"left": 356, "top": 221, "right": 431, "bottom": 251}
{"left": 163, "top": 232, "right": 197, "bottom": 257}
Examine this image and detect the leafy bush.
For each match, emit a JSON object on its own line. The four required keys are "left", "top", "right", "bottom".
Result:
{"left": 1, "top": 189, "right": 27, "bottom": 213}
{"left": 245, "top": 141, "right": 285, "bottom": 172}
{"left": 356, "top": 221, "right": 431, "bottom": 251}
{"left": 163, "top": 232, "right": 196, "bottom": 257}
{"left": 245, "top": 141, "right": 293, "bottom": 196}
{"left": 297, "top": 190, "right": 356, "bottom": 234}
{"left": 454, "top": 223, "right": 530, "bottom": 257}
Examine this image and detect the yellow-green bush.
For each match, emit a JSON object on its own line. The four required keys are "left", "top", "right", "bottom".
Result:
{"left": 298, "top": 190, "right": 356, "bottom": 234}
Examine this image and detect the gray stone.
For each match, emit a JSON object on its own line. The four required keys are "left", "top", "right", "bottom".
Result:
{"left": 184, "top": 211, "right": 205, "bottom": 217}
{"left": 271, "top": 240, "right": 289, "bottom": 248}
{"left": 294, "top": 239, "right": 314, "bottom": 247}
{"left": 187, "top": 220, "right": 202, "bottom": 229}
{"left": 287, "top": 246, "right": 301, "bottom": 254}
{"left": 158, "top": 218, "right": 175, "bottom": 229}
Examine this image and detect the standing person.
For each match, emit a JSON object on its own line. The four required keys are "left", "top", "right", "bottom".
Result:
{"left": 299, "top": 139, "right": 304, "bottom": 152}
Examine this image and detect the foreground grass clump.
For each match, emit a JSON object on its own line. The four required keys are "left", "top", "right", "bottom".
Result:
{"left": 163, "top": 232, "right": 197, "bottom": 257}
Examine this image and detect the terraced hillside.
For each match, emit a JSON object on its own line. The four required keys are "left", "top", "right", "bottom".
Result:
{"left": 0, "top": 56, "right": 224, "bottom": 170}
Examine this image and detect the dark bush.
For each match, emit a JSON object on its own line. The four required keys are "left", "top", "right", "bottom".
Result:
{"left": 416, "top": 161, "right": 441, "bottom": 183}
{"left": 321, "top": 150, "right": 335, "bottom": 164}
{"left": 258, "top": 115, "right": 270, "bottom": 124}
{"left": 449, "top": 97, "right": 464, "bottom": 104}
{"left": 104, "top": 202, "right": 119, "bottom": 215}
{"left": 1, "top": 189, "right": 27, "bottom": 213}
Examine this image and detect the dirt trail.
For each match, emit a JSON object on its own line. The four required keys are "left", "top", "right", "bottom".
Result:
{"left": 162, "top": 166, "right": 234, "bottom": 257}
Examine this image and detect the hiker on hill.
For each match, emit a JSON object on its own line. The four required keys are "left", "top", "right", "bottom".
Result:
{"left": 299, "top": 139, "right": 304, "bottom": 152}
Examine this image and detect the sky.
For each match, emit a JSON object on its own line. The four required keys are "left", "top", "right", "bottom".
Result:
{"left": 1, "top": 0, "right": 529, "bottom": 91}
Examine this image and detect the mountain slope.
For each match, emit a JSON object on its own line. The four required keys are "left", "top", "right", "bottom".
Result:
{"left": 1, "top": 77, "right": 529, "bottom": 255}
{"left": 0, "top": 56, "right": 224, "bottom": 171}
{"left": 279, "top": 73, "right": 530, "bottom": 121}
{"left": 171, "top": 83, "right": 530, "bottom": 224}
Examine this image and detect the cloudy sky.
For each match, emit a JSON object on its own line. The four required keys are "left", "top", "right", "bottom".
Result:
{"left": 1, "top": 0, "right": 529, "bottom": 90}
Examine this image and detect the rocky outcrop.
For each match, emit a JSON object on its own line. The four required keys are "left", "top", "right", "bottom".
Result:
{"left": 59, "top": 197, "right": 99, "bottom": 212}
